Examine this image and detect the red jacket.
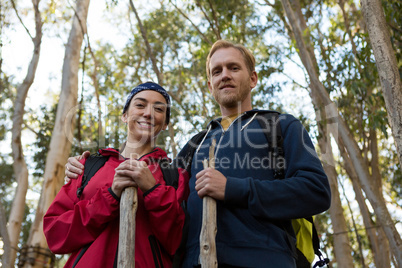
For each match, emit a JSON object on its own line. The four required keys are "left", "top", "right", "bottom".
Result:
{"left": 44, "top": 148, "right": 189, "bottom": 268}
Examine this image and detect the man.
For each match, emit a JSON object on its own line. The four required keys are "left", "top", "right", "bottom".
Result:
{"left": 65, "top": 40, "right": 331, "bottom": 267}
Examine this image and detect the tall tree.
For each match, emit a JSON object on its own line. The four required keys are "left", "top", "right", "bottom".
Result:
{"left": 270, "top": 0, "right": 355, "bottom": 265}
{"left": 9, "top": 0, "right": 42, "bottom": 265}
{"left": 361, "top": 0, "right": 402, "bottom": 165}
{"left": 280, "top": 0, "right": 402, "bottom": 265}
{"left": 22, "top": 0, "right": 90, "bottom": 267}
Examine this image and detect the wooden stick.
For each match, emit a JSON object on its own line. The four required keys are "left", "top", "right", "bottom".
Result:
{"left": 200, "top": 139, "right": 217, "bottom": 268}
{"left": 118, "top": 186, "right": 138, "bottom": 268}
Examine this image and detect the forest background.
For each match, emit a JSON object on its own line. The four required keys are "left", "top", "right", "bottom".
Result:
{"left": 0, "top": 0, "right": 401, "bottom": 267}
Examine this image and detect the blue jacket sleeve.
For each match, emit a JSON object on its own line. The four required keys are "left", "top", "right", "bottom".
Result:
{"left": 224, "top": 115, "right": 331, "bottom": 220}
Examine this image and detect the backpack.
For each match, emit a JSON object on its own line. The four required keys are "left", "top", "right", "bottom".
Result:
{"left": 76, "top": 152, "right": 180, "bottom": 199}
{"left": 175, "top": 112, "right": 329, "bottom": 268}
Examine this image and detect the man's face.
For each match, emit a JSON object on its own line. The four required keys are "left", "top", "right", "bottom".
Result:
{"left": 207, "top": 47, "right": 257, "bottom": 110}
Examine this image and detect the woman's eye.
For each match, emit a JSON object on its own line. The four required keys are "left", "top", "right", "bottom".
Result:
{"left": 155, "top": 107, "right": 165, "bottom": 112}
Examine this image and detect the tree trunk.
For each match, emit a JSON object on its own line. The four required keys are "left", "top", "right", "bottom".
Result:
{"left": 361, "top": 0, "right": 402, "bottom": 165}
{"left": 310, "top": 89, "right": 354, "bottom": 267}
{"left": 281, "top": 0, "right": 402, "bottom": 265}
{"left": 168, "top": 125, "right": 178, "bottom": 158}
{"left": 369, "top": 129, "right": 391, "bottom": 267}
{"left": 285, "top": 1, "right": 354, "bottom": 265}
{"left": 0, "top": 201, "right": 12, "bottom": 268}
{"left": 8, "top": 0, "right": 42, "bottom": 266}
{"left": 22, "top": 0, "right": 90, "bottom": 267}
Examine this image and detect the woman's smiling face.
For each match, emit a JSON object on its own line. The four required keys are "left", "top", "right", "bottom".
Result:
{"left": 122, "top": 90, "right": 168, "bottom": 144}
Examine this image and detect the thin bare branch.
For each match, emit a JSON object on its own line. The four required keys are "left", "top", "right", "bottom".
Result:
{"left": 129, "top": 0, "right": 163, "bottom": 84}
{"left": 338, "top": 0, "right": 362, "bottom": 73}
{"left": 207, "top": 0, "right": 221, "bottom": 39}
{"left": 23, "top": 122, "right": 39, "bottom": 136}
{"left": 263, "top": 0, "right": 275, "bottom": 8}
{"left": 196, "top": 0, "right": 220, "bottom": 40}
{"left": 169, "top": 0, "right": 213, "bottom": 45}
{"left": 10, "top": 0, "right": 33, "bottom": 39}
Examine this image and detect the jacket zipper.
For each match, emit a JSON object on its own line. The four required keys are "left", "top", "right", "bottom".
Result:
{"left": 72, "top": 244, "right": 91, "bottom": 267}
{"left": 215, "top": 112, "right": 255, "bottom": 157}
{"left": 149, "top": 235, "right": 164, "bottom": 268}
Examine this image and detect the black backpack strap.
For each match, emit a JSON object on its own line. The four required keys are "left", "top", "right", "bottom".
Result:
{"left": 257, "top": 112, "right": 300, "bottom": 259}
{"left": 184, "top": 130, "right": 208, "bottom": 174}
{"left": 308, "top": 216, "right": 330, "bottom": 267}
{"left": 173, "top": 130, "right": 208, "bottom": 176}
{"left": 76, "top": 153, "right": 110, "bottom": 198}
{"left": 257, "top": 113, "right": 329, "bottom": 267}
{"left": 158, "top": 158, "right": 179, "bottom": 189}
{"left": 256, "top": 112, "right": 285, "bottom": 180}
{"left": 305, "top": 216, "right": 320, "bottom": 255}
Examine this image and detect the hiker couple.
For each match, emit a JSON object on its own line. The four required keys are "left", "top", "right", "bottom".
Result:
{"left": 44, "top": 40, "right": 331, "bottom": 268}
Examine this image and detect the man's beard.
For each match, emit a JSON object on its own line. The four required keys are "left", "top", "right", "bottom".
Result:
{"left": 212, "top": 82, "right": 250, "bottom": 108}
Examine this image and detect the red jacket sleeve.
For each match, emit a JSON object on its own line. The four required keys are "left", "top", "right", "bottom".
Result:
{"left": 43, "top": 170, "right": 120, "bottom": 254}
{"left": 143, "top": 165, "right": 189, "bottom": 255}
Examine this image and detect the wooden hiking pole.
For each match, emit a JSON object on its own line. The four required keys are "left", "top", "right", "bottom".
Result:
{"left": 200, "top": 139, "right": 218, "bottom": 268}
{"left": 118, "top": 186, "right": 138, "bottom": 268}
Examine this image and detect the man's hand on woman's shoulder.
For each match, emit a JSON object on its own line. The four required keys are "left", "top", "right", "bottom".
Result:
{"left": 64, "top": 151, "right": 90, "bottom": 183}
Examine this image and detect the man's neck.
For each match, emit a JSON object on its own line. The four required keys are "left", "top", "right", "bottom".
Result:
{"left": 220, "top": 104, "right": 253, "bottom": 117}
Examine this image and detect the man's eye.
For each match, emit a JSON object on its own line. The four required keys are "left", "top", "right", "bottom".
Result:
{"left": 135, "top": 103, "right": 145, "bottom": 108}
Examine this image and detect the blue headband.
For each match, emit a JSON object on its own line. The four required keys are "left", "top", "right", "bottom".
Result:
{"left": 123, "top": 82, "right": 171, "bottom": 124}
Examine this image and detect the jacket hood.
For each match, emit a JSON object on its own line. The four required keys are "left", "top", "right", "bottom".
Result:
{"left": 206, "top": 109, "right": 279, "bottom": 128}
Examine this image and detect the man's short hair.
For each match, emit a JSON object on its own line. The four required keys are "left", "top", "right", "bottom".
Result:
{"left": 206, "top": 40, "right": 256, "bottom": 80}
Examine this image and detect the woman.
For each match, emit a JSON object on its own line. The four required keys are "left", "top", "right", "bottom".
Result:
{"left": 43, "top": 82, "right": 189, "bottom": 268}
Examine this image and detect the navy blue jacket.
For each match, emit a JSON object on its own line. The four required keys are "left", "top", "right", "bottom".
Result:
{"left": 178, "top": 110, "right": 331, "bottom": 268}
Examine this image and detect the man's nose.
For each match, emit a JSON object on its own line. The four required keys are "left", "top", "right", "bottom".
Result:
{"left": 221, "top": 68, "right": 231, "bottom": 81}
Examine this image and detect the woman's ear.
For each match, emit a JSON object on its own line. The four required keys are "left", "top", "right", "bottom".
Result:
{"left": 121, "top": 113, "right": 128, "bottom": 124}
{"left": 162, "top": 123, "right": 168, "bottom": 131}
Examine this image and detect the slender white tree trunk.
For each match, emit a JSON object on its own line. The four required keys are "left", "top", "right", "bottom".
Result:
{"left": 8, "top": 0, "right": 42, "bottom": 266}
{"left": 281, "top": 0, "right": 402, "bottom": 265}
{"left": 286, "top": 1, "right": 354, "bottom": 263}
{"left": 361, "top": 0, "right": 402, "bottom": 165}
{"left": 22, "top": 0, "right": 90, "bottom": 267}
{"left": 338, "top": 136, "right": 387, "bottom": 268}
{"left": 310, "top": 90, "right": 355, "bottom": 267}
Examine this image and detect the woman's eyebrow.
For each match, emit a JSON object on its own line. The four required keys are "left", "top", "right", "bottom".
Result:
{"left": 133, "top": 97, "right": 166, "bottom": 105}
{"left": 133, "top": 97, "right": 147, "bottom": 102}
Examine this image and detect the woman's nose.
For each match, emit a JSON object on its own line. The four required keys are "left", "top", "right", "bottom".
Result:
{"left": 143, "top": 104, "right": 152, "bottom": 118}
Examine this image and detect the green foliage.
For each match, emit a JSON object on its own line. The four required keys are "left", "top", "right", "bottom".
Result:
{"left": 0, "top": 157, "right": 15, "bottom": 203}
{"left": 3, "top": 1, "right": 401, "bottom": 266}
{"left": 0, "top": 73, "right": 14, "bottom": 140}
